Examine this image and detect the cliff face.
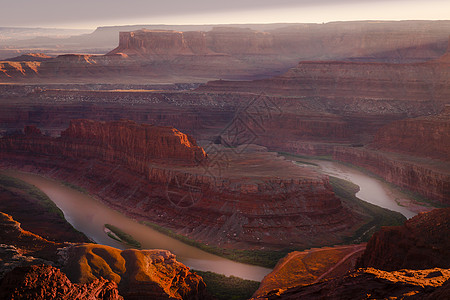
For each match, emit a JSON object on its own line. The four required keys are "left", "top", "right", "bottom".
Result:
{"left": 3, "top": 21, "right": 450, "bottom": 83}
{"left": 0, "top": 212, "right": 206, "bottom": 300}
{"left": 252, "top": 244, "right": 366, "bottom": 299}
{"left": 0, "top": 120, "right": 361, "bottom": 250}
{"left": 0, "top": 265, "right": 122, "bottom": 300}
{"left": 61, "top": 244, "right": 207, "bottom": 300}
{"left": 372, "top": 106, "right": 450, "bottom": 161}
{"left": 199, "top": 58, "right": 450, "bottom": 103}
{"left": 332, "top": 147, "right": 450, "bottom": 204}
{"left": 2, "top": 119, "right": 206, "bottom": 166}
{"left": 358, "top": 208, "right": 450, "bottom": 271}
{"left": 257, "top": 267, "right": 450, "bottom": 300}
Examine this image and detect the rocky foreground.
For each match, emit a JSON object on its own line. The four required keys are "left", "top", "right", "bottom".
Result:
{"left": 0, "top": 211, "right": 207, "bottom": 300}
{"left": 253, "top": 208, "right": 450, "bottom": 299}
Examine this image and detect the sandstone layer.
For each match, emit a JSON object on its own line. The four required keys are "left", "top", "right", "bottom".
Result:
{"left": 0, "top": 212, "right": 208, "bottom": 300}
{"left": 255, "top": 267, "right": 450, "bottom": 300}
{"left": 0, "top": 120, "right": 361, "bottom": 250}
{"left": 2, "top": 21, "right": 450, "bottom": 83}
{"left": 252, "top": 244, "right": 366, "bottom": 298}
{"left": 0, "top": 265, "right": 122, "bottom": 300}
{"left": 61, "top": 244, "right": 207, "bottom": 300}
{"left": 253, "top": 208, "right": 450, "bottom": 299}
{"left": 357, "top": 208, "right": 450, "bottom": 271}
{"left": 372, "top": 105, "right": 450, "bottom": 161}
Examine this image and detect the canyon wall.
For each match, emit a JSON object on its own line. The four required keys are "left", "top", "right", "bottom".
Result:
{"left": 0, "top": 212, "right": 207, "bottom": 300}
{"left": 358, "top": 208, "right": 450, "bottom": 271}
{"left": 0, "top": 120, "right": 362, "bottom": 250}
{"left": 2, "top": 21, "right": 450, "bottom": 83}
{"left": 372, "top": 105, "right": 450, "bottom": 161}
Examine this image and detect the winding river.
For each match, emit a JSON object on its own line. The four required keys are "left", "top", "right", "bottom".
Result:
{"left": 295, "top": 160, "right": 417, "bottom": 219}
{"left": 3, "top": 170, "right": 271, "bottom": 281}
{"left": 3, "top": 159, "right": 417, "bottom": 281}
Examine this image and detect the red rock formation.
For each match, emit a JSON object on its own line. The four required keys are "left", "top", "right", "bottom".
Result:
{"left": 2, "top": 119, "right": 206, "bottom": 165}
{"left": 252, "top": 244, "right": 366, "bottom": 298}
{"left": 61, "top": 244, "right": 207, "bottom": 300}
{"left": 0, "top": 265, "right": 122, "bottom": 300}
{"left": 332, "top": 146, "right": 450, "bottom": 204}
{"left": 5, "top": 53, "right": 53, "bottom": 62}
{"left": 0, "top": 121, "right": 361, "bottom": 250}
{"left": 254, "top": 267, "right": 450, "bottom": 299}
{"left": 0, "top": 212, "right": 206, "bottom": 300}
{"left": 357, "top": 208, "right": 450, "bottom": 271}
{"left": 198, "top": 57, "right": 450, "bottom": 103}
{"left": 372, "top": 105, "right": 450, "bottom": 161}
{"left": 3, "top": 21, "right": 450, "bottom": 83}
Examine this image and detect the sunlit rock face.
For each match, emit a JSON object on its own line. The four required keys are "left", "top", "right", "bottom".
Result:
{"left": 0, "top": 120, "right": 361, "bottom": 250}
{"left": 253, "top": 208, "right": 450, "bottom": 300}
{"left": 357, "top": 208, "right": 450, "bottom": 271}
{"left": 0, "top": 265, "right": 123, "bottom": 300}
{"left": 0, "top": 213, "right": 206, "bottom": 300}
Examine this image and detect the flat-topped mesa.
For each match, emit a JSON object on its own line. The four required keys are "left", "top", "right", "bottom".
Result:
{"left": 109, "top": 29, "right": 212, "bottom": 56}
{"left": 1, "top": 119, "right": 206, "bottom": 166}
{"left": 60, "top": 119, "right": 206, "bottom": 164}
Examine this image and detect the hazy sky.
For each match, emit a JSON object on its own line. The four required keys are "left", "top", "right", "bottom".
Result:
{"left": 2, "top": 0, "right": 449, "bottom": 29}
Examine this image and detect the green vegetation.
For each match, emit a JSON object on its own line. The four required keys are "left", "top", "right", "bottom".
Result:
{"left": 329, "top": 176, "right": 406, "bottom": 243}
{"left": 60, "top": 181, "right": 88, "bottom": 194}
{"left": 142, "top": 221, "right": 290, "bottom": 268}
{"left": 194, "top": 270, "right": 260, "bottom": 300}
{"left": 104, "top": 224, "right": 141, "bottom": 249}
{"left": 0, "top": 173, "right": 64, "bottom": 218}
{"left": 336, "top": 161, "right": 445, "bottom": 208}
{"left": 278, "top": 151, "right": 332, "bottom": 162}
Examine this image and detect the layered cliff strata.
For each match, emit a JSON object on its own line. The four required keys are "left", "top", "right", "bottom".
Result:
{"left": 0, "top": 212, "right": 207, "bottom": 300}
{"left": 2, "top": 21, "right": 450, "bottom": 83}
{"left": 357, "top": 208, "right": 450, "bottom": 271}
{"left": 0, "top": 120, "right": 361, "bottom": 250}
{"left": 372, "top": 105, "right": 450, "bottom": 161}
{"left": 253, "top": 208, "right": 450, "bottom": 299}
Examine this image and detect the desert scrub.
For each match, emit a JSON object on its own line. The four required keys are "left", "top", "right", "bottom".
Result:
{"left": 193, "top": 270, "right": 260, "bottom": 300}
{"left": 104, "top": 224, "right": 141, "bottom": 248}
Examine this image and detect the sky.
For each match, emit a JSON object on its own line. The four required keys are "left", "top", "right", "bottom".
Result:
{"left": 1, "top": 0, "right": 449, "bottom": 29}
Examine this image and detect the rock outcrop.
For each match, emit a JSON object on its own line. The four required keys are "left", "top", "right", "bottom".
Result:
{"left": 3, "top": 21, "right": 450, "bottom": 83}
{"left": 357, "top": 208, "right": 450, "bottom": 271}
{"left": 253, "top": 208, "right": 450, "bottom": 299}
{"left": 372, "top": 105, "right": 450, "bottom": 161}
{"left": 0, "top": 212, "right": 207, "bottom": 299}
{"left": 255, "top": 267, "right": 450, "bottom": 299}
{"left": 61, "top": 244, "right": 207, "bottom": 300}
{"left": 0, "top": 121, "right": 362, "bottom": 250}
{"left": 0, "top": 265, "right": 122, "bottom": 300}
{"left": 252, "top": 244, "right": 366, "bottom": 298}
{"left": 3, "top": 119, "right": 206, "bottom": 165}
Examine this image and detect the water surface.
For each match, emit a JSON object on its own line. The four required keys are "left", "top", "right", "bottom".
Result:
{"left": 3, "top": 170, "right": 272, "bottom": 281}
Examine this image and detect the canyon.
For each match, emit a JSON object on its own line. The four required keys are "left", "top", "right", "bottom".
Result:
{"left": 0, "top": 120, "right": 370, "bottom": 251}
{"left": 2, "top": 21, "right": 450, "bottom": 83}
{"left": 1, "top": 20, "right": 449, "bottom": 299}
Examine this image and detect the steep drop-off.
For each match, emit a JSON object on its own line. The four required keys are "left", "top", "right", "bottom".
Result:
{"left": 253, "top": 208, "right": 450, "bottom": 299}
{"left": 0, "top": 120, "right": 361, "bottom": 250}
{"left": 357, "top": 208, "right": 450, "bottom": 271}
{"left": 372, "top": 105, "right": 450, "bottom": 161}
{"left": 2, "top": 21, "right": 450, "bottom": 83}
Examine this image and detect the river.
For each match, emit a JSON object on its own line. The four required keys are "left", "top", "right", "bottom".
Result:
{"left": 3, "top": 170, "right": 272, "bottom": 281}
{"left": 3, "top": 159, "right": 417, "bottom": 281}
{"left": 294, "top": 160, "right": 417, "bottom": 219}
